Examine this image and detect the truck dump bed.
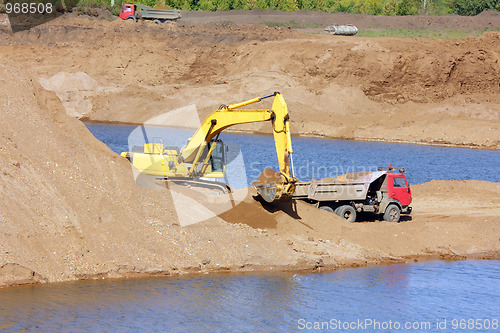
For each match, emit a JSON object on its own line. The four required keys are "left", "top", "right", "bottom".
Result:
{"left": 136, "top": 5, "right": 181, "bottom": 20}
{"left": 293, "top": 171, "right": 387, "bottom": 201}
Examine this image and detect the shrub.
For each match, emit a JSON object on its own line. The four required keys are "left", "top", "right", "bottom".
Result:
{"left": 451, "top": 0, "right": 498, "bottom": 15}
{"left": 383, "top": 0, "right": 399, "bottom": 14}
{"left": 397, "top": 0, "right": 418, "bottom": 15}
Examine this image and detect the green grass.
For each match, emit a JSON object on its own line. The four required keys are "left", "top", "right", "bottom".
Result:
{"left": 356, "top": 27, "right": 500, "bottom": 39}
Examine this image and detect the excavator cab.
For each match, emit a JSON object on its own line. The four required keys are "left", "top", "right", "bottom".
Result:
{"left": 195, "top": 139, "right": 226, "bottom": 178}
{"left": 209, "top": 141, "right": 225, "bottom": 174}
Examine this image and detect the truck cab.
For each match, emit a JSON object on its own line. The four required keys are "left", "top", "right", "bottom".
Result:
{"left": 119, "top": 4, "right": 135, "bottom": 20}
{"left": 375, "top": 168, "right": 412, "bottom": 222}
{"left": 387, "top": 173, "right": 412, "bottom": 207}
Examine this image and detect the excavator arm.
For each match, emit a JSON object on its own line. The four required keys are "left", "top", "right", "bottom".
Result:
{"left": 180, "top": 92, "right": 295, "bottom": 183}
{"left": 178, "top": 92, "right": 297, "bottom": 201}
{"left": 121, "top": 92, "right": 297, "bottom": 202}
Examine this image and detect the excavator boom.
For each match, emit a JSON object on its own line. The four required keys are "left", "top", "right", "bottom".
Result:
{"left": 121, "top": 92, "right": 297, "bottom": 202}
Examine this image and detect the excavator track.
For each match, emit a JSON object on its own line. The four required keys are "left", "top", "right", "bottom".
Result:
{"left": 155, "top": 177, "right": 232, "bottom": 194}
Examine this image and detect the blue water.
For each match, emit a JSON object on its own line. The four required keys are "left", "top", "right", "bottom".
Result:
{"left": 1, "top": 260, "right": 498, "bottom": 332}
{"left": 85, "top": 123, "right": 500, "bottom": 188}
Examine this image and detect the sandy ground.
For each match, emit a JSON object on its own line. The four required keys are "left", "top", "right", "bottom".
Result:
{"left": 0, "top": 14, "right": 499, "bottom": 149}
{"left": 0, "top": 13, "right": 498, "bottom": 287}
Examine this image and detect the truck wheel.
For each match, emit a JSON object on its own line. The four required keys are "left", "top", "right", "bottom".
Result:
{"left": 384, "top": 204, "right": 401, "bottom": 223}
{"left": 319, "top": 205, "right": 334, "bottom": 213}
{"left": 126, "top": 17, "right": 135, "bottom": 22}
{"left": 336, "top": 205, "right": 356, "bottom": 223}
{"left": 163, "top": 19, "right": 172, "bottom": 24}
{"left": 153, "top": 19, "right": 161, "bottom": 24}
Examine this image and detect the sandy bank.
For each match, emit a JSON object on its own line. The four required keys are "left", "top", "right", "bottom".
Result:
{"left": 0, "top": 16, "right": 498, "bottom": 149}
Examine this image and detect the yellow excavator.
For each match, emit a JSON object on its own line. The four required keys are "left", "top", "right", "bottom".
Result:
{"left": 120, "top": 92, "right": 297, "bottom": 203}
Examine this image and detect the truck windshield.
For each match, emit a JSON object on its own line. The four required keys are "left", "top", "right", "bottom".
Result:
{"left": 393, "top": 177, "right": 407, "bottom": 188}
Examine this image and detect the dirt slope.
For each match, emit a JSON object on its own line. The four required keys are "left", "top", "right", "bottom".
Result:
{"left": 0, "top": 62, "right": 314, "bottom": 287}
{"left": 181, "top": 9, "right": 500, "bottom": 31}
{"left": 0, "top": 16, "right": 498, "bottom": 149}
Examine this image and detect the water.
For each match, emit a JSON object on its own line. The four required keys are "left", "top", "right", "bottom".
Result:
{"left": 85, "top": 123, "right": 500, "bottom": 188}
{"left": 1, "top": 260, "right": 498, "bottom": 332}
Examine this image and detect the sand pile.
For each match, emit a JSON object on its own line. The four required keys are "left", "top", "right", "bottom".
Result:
{"left": 0, "top": 62, "right": 315, "bottom": 287}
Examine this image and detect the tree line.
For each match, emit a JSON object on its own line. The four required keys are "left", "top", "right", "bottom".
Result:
{"left": 144, "top": 0, "right": 499, "bottom": 15}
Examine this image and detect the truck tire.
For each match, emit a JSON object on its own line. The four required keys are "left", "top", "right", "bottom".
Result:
{"left": 336, "top": 205, "right": 356, "bottom": 223}
{"left": 319, "top": 205, "right": 334, "bottom": 213}
{"left": 384, "top": 204, "right": 401, "bottom": 223}
{"left": 163, "top": 19, "right": 172, "bottom": 24}
{"left": 126, "top": 17, "right": 135, "bottom": 22}
{"left": 153, "top": 19, "right": 161, "bottom": 24}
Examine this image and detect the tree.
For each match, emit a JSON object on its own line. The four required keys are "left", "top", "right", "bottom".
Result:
{"left": 397, "top": 0, "right": 418, "bottom": 14}
{"left": 451, "top": 0, "right": 498, "bottom": 15}
{"left": 383, "top": 0, "right": 399, "bottom": 14}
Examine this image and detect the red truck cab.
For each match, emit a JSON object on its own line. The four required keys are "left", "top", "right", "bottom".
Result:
{"left": 387, "top": 173, "right": 412, "bottom": 207}
{"left": 119, "top": 4, "right": 135, "bottom": 20}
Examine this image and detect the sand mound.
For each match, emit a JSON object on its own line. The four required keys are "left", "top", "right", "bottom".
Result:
{"left": 0, "top": 62, "right": 312, "bottom": 287}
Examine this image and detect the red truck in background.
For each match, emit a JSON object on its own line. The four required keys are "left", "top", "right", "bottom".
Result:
{"left": 293, "top": 165, "right": 412, "bottom": 223}
{"left": 119, "top": 4, "right": 181, "bottom": 23}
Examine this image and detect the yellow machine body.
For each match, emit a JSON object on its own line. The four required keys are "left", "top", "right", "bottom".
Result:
{"left": 120, "top": 92, "right": 297, "bottom": 201}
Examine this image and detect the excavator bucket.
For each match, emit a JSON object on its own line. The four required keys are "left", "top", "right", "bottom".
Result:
{"left": 252, "top": 168, "right": 289, "bottom": 203}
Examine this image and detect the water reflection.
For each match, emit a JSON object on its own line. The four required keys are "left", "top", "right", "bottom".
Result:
{"left": 1, "top": 260, "right": 498, "bottom": 332}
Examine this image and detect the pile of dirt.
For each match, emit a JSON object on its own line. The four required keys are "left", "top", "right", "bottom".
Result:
{"left": 0, "top": 62, "right": 315, "bottom": 287}
{"left": 1, "top": 60, "right": 498, "bottom": 288}
{"left": 220, "top": 181, "right": 500, "bottom": 261}
{"left": 1, "top": 16, "right": 497, "bottom": 148}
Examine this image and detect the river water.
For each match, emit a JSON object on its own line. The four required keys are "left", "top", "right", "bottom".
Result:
{"left": 0, "top": 260, "right": 498, "bottom": 332}
{"left": 1, "top": 124, "right": 497, "bottom": 332}
{"left": 85, "top": 123, "right": 500, "bottom": 188}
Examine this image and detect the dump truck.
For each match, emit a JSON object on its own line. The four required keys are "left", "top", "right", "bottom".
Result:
{"left": 119, "top": 4, "right": 181, "bottom": 23}
{"left": 292, "top": 166, "right": 412, "bottom": 222}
